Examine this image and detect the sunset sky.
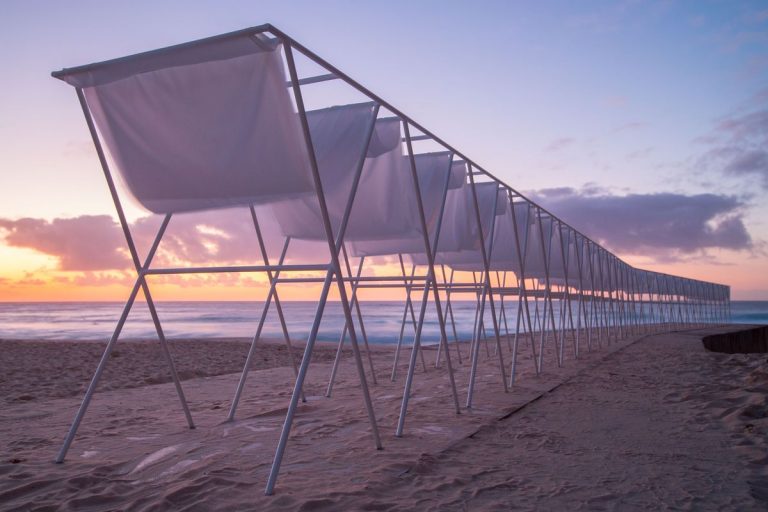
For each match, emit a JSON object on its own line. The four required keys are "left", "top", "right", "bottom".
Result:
{"left": 0, "top": 0, "right": 766, "bottom": 301}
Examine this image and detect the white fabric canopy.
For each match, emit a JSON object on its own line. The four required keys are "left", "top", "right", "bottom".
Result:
{"left": 274, "top": 120, "right": 464, "bottom": 244}
{"left": 269, "top": 103, "right": 382, "bottom": 241}
{"left": 436, "top": 182, "right": 501, "bottom": 254}
{"left": 521, "top": 213, "right": 569, "bottom": 280}
{"left": 439, "top": 200, "right": 529, "bottom": 273}
{"left": 348, "top": 155, "right": 462, "bottom": 257}
{"left": 82, "top": 43, "right": 321, "bottom": 214}
{"left": 410, "top": 182, "right": 505, "bottom": 268}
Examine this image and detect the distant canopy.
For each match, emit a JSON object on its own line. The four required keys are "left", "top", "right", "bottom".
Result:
{"left": 409, "top": 182, "right": 507, "bottom": 267}
{"left": 346, "top": 157, "right": 465, "bottom": 256}
{"left": 270, "top": 116, "right": 458, "bottom": 243}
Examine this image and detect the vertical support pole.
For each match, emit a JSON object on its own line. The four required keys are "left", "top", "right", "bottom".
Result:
{"left": 396, "top": 125, "right": 461, "bottom": 437}
{"left": 391, "top": 259, "right": 417, "bottom": 381}
{"left": 326, "top": 253, "right": 367, "bottom": 396}
{"left": 57, "top": 215, "right": 175, "bottom": 462}
{"left": 342, "top": 246, "right": 378, "bottom": 384}
{"left": 57, "top": 88, "right": 194, "bottom": 463}
{"left": 535, "top": 209, "right": 560, "bottom": 371}
{"left": 229, "top": 235, "right": 293, "bottom": 420}
{"left": 266, "top": 42, "right": 381, "bottom": 495}
{"left": 465, "top": 173, "right": 507, "bottom": 409}
{"left": 508, "top": 193, "right": 537, "bottom": 384}
{"left": 445, "top": 267, "right": 462, "bottom": 358}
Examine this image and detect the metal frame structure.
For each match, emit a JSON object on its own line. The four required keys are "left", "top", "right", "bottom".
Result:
{"left": 51, "top": 24, "right": 731, "bottom": 495}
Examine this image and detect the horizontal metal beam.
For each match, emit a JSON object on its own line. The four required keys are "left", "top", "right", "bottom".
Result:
{"left": 401, "top": 134, "right": 431, "bottom": 142}
{"left": 287, "top": 73, "right": 337, "bottom": 87}
{"left": 144, "top": 264, "right": 330, "bottom": 275}
{"left": 274, "top": 275, "right": 429, "bottom": 284}
{"left": 52, "top": 24, "right": 274, "bottom": 79}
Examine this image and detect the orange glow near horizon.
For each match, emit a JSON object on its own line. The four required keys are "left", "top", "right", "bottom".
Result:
{"left": 0, "top": 253, "right": 415, "bottom": 302}
{"left": 1, "top": 226, "right": 766, "bottom": 301}
{"left": 1, "top": 248, "right": 766, "bottom": 302}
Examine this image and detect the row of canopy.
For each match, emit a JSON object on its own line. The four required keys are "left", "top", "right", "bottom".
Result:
{"left": 60, "top": 35, "right": 729, "bottom": 302}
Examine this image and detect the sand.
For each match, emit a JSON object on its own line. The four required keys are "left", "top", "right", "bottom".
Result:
{"left": 1, "top": 326, "right": 766, "bottom": 510}
{"left": 0, "top": 338, "right": 349, "bottom": 405}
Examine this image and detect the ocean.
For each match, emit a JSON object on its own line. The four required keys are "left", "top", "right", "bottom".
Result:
{"left": 0, "top": 300, "right": 765, "bottom": 343}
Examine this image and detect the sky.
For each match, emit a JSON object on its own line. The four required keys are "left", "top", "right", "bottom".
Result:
{"left": 0, "top": 0, "right": 766, "bottom": 301}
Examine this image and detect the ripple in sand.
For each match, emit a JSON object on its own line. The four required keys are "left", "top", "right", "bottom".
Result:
{"left": 126, "top": 435, "right": 160, "bottom": 441}
{"left": 131, "top": 444, "right": 182, "bottom": 473}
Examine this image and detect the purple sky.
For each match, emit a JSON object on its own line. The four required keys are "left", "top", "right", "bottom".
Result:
{"left": 0, "top": 0, "right": 766, "bottom": 299}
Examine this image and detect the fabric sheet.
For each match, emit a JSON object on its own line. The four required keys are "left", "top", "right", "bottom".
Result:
{"left": 269, "top": 103, "right": 381, "bottom": 240}
{"left": 83, "top": 43, "right": 317, "bottom": 214}
{"left": 438, "top": 200, "right": 529, "bottom": 273}
{"left": 347, "top": 154, "right": 458, "bottom": 256}
{"left": 411, "top": 182, "right": 506, "bottom": 268}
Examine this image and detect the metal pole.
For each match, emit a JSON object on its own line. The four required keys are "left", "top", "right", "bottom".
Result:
{"left": 465, "top": 174, "right": 507, "bottom": 409}
{"left": 57, "top": 88, "right": 195, "bottom": 462}
{"left": 391, "top": 259, "right": 417, "bottom": 381}
{"left": 508, "top": 193, "right": 537, "bottom": 384}
{"left": 327, "top": 253, "right": 366, "bottom": 396}
{"left": 395, "top": 125, "right": 460, "bottom": 437}
{"left": 57, "top": 215, "right": 172, "bottom": 462}
{"left": 266, "top": 42, "right": 381, "bottom": 495}
{"left": 229, "top": 236, "right": 292, "bottom": 420}
{"left": 342, "top": 246, "right": 378, "bottom": 384}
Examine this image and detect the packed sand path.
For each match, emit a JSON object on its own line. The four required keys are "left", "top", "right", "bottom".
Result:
{"left": 1, "top": 326, "right": 766, "bottom": 510}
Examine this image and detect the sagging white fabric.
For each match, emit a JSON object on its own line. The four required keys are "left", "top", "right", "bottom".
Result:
{"left": 522, "top": 213, "right": 570, "bottom": 281}
{"left": 438, "top": 182, "right": 501, "bottom": 254}
{"left": 348, "top": 155, "right": 462, "bottom": 257}
{"left": 81, "top": 42, "right": 321, "bottom": 214}
{"left": 273, "top": 118, "right": 463, "bottom": 244}
{"left": 410, "top": 182, "right": 506, "bottom": 268}
{"left": 268, "top": 103, "right": 382, "bottom": 241}
{"left": 439, "top": 200, "right": 530, "bottom": 273}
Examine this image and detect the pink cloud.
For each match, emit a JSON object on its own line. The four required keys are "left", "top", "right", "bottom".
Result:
{"left": 0, "top": 208, "right": 313, "bottom": 273}
{"left": 0, "top": 215, "right": 129, "bottom": 271}
{"left": 530, "top": 187, "right": 753, "bottom": 260}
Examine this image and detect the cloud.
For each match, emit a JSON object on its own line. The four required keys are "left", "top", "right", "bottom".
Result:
{"left": 543, "top": 137, "right": 575, "bottom": 152}
{"left": 15, "top": 272, "right": 48, "bottom": 286}
{"left": 1, "top": 187, "right": 756, "bottom": 275}
{"left": 59, "top": 272, "right": 134, "bottom": 287}
{"left": 530, "top": 188, "right": 753, "bottom": 257}
{"left": 565, "top": 0, "right": 647, "bottom": 34}
{"left": 130, "top": 209, "right": 263, "bottom": 268}
{"left": 613, "top": 121, "right": 645, "bottom": 133}
{"left": 626, "top": 147, "right": 653, "bottom": 160}
{"left": 722, "top": 149, "right": 768, "bottom": 186}
{"left": 0, "top": 216, "right": 129, "bottom": 270}
{"left": 697, "top": 109, "right": 768, "bottom": 189}
{"left": 715, "top": 109, "right": 768, "bottom": 140}
{"left": 603, "top": 96, "right": 628, "bottom": 109}
{"left": 0, "top": 208, "right": 319, "bottom": 273}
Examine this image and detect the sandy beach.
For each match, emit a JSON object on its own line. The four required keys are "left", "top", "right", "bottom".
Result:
{"left": 1, "top": 326, "right": 766, "bottom": 510}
